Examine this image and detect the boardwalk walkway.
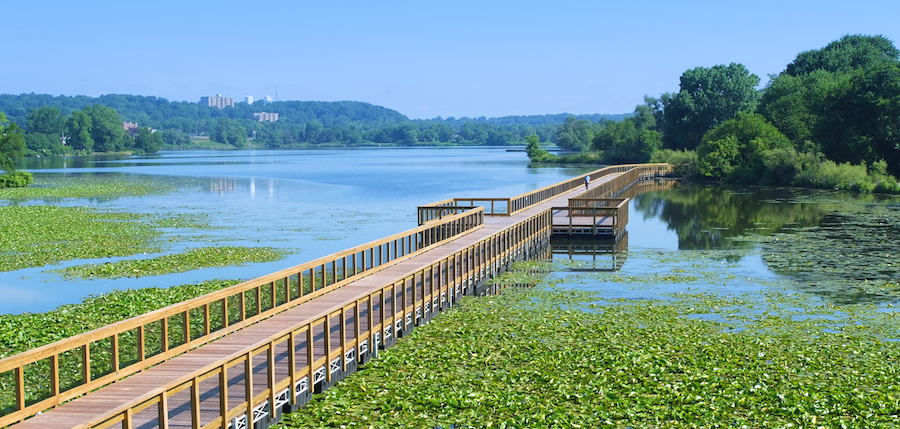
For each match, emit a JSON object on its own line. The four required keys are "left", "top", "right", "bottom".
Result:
{"left": 3, "top": 165, "right": 670, "bottom": 429}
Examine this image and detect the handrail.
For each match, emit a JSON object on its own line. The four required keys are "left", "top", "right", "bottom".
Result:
{"left": 19, "top": 205, "right": 555, "bottom": 429}
{"left": 417, "top": 163, "right": 671, "bottom": 217}
{"left": 0, "top": 207, "right": 485, "bottom": 426}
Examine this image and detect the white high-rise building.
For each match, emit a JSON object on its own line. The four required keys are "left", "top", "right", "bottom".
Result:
{"left": 245, "top": 96, "right": 254, "bottom": 105}
{"left": 263, "top": 95, "right": 272, "bottom": 103}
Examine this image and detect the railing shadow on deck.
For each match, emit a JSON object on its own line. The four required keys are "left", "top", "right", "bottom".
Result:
{"left": 0, "top": 208, "right": 486, "bottom": 427}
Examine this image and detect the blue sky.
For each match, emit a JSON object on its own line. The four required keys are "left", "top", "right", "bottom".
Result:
{"left": 3, "top": 1, "right": 900, "bottom": 119}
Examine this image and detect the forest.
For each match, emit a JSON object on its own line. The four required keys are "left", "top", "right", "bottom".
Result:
{"left": 0, "top": 92, "right": 625, "bottom": 158}
{"left": 526, "top": 34, "right": 900, "bottom": 193}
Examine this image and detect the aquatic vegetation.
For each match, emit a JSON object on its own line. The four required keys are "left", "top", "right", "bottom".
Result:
{"left": 277, "top": 286, "right": 900, "bottom": 428}
{"left": 0, "top": 206, "right": 163, "bottom": 271}
{"left": 57, "top": 246, "right": 287, "bottom": 279}
{"left": 0, "top": 280, "right": 241, "bottom": 359}
{"left": 0, "top": 175, "right": 175, "bottom": 200}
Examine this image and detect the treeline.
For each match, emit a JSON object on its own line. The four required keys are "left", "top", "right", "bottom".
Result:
{"left": 0, "top": 93, "right": 629, "bottom": 152}
{"left": 529, "top": 34, "right": 900, "bottom": 193}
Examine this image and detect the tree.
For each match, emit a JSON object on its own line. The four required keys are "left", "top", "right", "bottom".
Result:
{"left": 593, "top": 105, "right": 662, "bottom": 163}
{"left": 786, "top": 34, "right": 900, "bottom": 76}
{"left": 0, "top": 113, "right": 26, "bottom": 173}
{"left": 525, "top": 133, "right": 552, "bottom": 162}
{"left": 26, "top": 106, "right": 66, "bottom": 135}
{"left": 760, "top": 34, "right": 900, "bottom": 175}
{"left": 303, "top": 120, "right": 323, "bottom": 143}
{"left": 85, "top": 104, "right": 127, "bottom": 152}
{"left": 815, "top": 63, "right": 900, "bottom": 175}
{"left": 660, "top": 63, "right": 761, "bottom": 150}
{"left": 696, "top": 113, "right": 791, "bottom": 179}
{"left": 556, "top": 116, "right": 600, "bottom": 151}
{"left": 133, "top": 127, "right": 163, "bottom": 153}
{"left": 65, "top": 109, "right": 94, "bottom": 151}
{"left": 211, "top": 117, "right": 247, "bottom": 147}
{"left": 161, "top": 129, "right": 191, "bottom": 146}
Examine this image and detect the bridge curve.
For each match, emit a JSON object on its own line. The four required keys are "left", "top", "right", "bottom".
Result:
{"left": 1, "top": 164, "right": 671, "bottom": 429}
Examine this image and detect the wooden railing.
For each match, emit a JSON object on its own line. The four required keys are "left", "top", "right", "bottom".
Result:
{"left": 563, "top": 198, "right": 630, "bottom": 238}
{"left": 417, "top": 206, "right": 479, "bottom": 225}
{"left": 87, "top": 210, "right": 554, "bottom": 429}
{"left": 418, "top": 163, "right": 671, "bottom": 222}
{"left": 0, "top": 208, "right": 485, "bottom": 427}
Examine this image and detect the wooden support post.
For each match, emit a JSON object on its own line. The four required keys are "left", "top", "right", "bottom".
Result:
{"left": 306, "top": 327, "right": 314, "bottom": 391}
{"left": 124, "top": 408, "right": 133, "bottom": 429}
{"left": 222, "top": 297, "right": 229, "bottom": 328}
{"left": 191, "top": 378, "right": 201, "bottom": 428}
{"left": 111, "top": 334, "right": 119, "bottom": 372}
{"left": 268, "top": 343, "right": 276, "bottom": 418}
{"left": 288, "top": 332, "right": 297, "bottom": 405}
{"left": 340, "top": 307, "right": 347, "bottom": 372}
{"left": 324, "top": 315, "right": 331, "bottom": 382}
{"left": 138, "top": 325, "right": 146, "bottom": 362}
{"left": 239, "top": 291, "right": 246, "bottom": 322}
{"left": 161, "top": 317, "right": 169, "bottom": 353}
{"left": 14, "top": 366, "right": 24, "bottom": 412}
{"left": 82, "top": 343, "right": 91, "bottom": 383}
{"left": 50, "top": 354, "right": 60, "bottom": 398}
{"left": 183, "top": 311, "right": 191, "bottom": 344}
{"left": 159, "top": 392, "right": 169, "bottom": 429}
{"left": 219, "top": 366, "right": 228, "bottom": 429}
{"left": 244, "top": 353, "right": 253, "bottom": 418}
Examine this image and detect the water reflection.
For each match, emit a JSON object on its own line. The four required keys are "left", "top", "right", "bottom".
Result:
{"left": 632, "top": 184, "right": 830, "bottom": 250}
{"left": 552, "top": 233, "right": 628, "bottom": 272}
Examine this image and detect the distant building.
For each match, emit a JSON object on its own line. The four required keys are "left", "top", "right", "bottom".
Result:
{"left": 200, "top": 94, "right": 234, "bottom": 109}
{"left": 123, "top": 121, "right": 140, "bottom": 137}
{"left": 253, "top": 112, "right": 279, "bottom": 122}
{"left": 263, "top": 95, "right": 272, "bottom": 103}
{"left": 123, "top": 121, "right": 155, "bottom": 137}
{"left": 245, "top": 95, "right": 254, "bottom": 105}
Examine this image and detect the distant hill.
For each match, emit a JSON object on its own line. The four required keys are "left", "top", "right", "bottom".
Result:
{"left": 421, "top": 113, "right": 631, "bottom": 127}
{"left": 0, "top": 92, "right": 628, "bottom": 148}
{"left": 0, "top": 93, "right": 409, "bottom": 132}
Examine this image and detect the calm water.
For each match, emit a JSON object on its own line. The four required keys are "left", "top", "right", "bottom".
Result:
{"left": 3, "top": 148, "right": 597, "bottom": 314}
{"left": 4, "top": 149, "right": 898, "bottom": 314}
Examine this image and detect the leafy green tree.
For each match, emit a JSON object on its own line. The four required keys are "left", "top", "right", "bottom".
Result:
{"left": 65, "top": 109, "right": 94, "bottom": 151}
{"left": 815, "top": 63, "right": 900, "bottom": 175}
{"left": 760, "top": 34, "right": 900, "bottom": 176}
{"left": 556, "top": 116, "right": 601, "bottom": 151}
{"left": 26, "top": 106, "right": 66, "bottom": 135}
{"left": 0, "top": 113, "right": 26, "bottom": 173}
{"left": 133, "top": 127, "right": 163, "bottom": 153}
{"left": 786, "top": 34, "right": 900, "bottom": 76}
{"left": 85, "top": 105, "right": 127, "bottom": 152}
{"left": 211, "top": 117, "right": 247, "bottom": 147}
{"left": 696, "top": 112, "right": 791, "bottom": 180}
{"left": 660, "top": 63, "right": 761, "bottom": 150}
{"left": 161, "top": 129, "right": 191, "bottom": 146}
{"left": 593, "top": 105, "right": 662, "bottom": 163}
{"left": 304, "top": 120, "right": 323, "bottom": 143}
{"left": 525, "top": 133, "right": 552, "bottom": 162}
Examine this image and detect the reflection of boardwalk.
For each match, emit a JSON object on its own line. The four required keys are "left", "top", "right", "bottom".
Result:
{"left": 3, "top": 164, "right": 671, "bottom": 429}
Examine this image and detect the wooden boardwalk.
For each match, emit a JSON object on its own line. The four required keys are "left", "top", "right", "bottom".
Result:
{"left": 1, "top": 164, "right": 671, "bottom": 429}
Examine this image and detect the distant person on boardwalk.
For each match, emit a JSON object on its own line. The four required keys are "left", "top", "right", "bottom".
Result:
{"left": 584, "top": 174, "right": 590, "bottom": 190}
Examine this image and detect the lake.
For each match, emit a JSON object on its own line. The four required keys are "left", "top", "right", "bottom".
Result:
{"left": 3, "top": 148, "right": 898, "bottom": 315}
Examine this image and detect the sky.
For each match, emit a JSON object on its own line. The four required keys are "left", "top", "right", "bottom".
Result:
{"left": 3, "top": 1, "right": 900, "bottom": 119}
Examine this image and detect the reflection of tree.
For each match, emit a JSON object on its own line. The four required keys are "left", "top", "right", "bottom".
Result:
{"left": 632, "top": 183, "right": 829, "bottom": 250}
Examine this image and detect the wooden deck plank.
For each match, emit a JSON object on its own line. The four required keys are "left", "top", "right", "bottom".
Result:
{"left": 11, "top": 173, "right": 625, "bottom": 429}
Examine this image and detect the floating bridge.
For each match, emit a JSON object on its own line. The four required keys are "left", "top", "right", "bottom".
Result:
{"left": 0, "top": 163, "right": 671, "bottom": 429}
